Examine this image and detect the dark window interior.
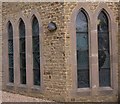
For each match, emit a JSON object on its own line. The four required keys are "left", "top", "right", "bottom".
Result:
{"left": 8, "top": 21, "right": 14, "bottom": 83}
{"left": 98, "top": 11, "right": 110, "bottom": 87}
{"left": 32, "top": 16, "right": 40, "bottom": 86}
{"left": 19, "top": 19, "right": 26, "bottom": 84}
{"left": 76, "top": 10, "right": 90, "bottom": 88}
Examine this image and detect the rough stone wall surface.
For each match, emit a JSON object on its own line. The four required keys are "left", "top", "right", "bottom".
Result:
{"left": 2, "top": 2, "right": 119, "bottom": 102}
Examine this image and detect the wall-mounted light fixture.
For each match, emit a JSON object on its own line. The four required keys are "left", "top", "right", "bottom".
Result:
{"left": 47, "top": 21, "right": 57, "bottom": 31}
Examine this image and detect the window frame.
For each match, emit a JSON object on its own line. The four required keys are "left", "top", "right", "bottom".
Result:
{"left": 3, "top": 19, "right": 15, "bottom": 88}
{"left": 19, "top": 18, "right": 27, "bottom": 85}
{"left": 28, "top": 10, "right": 44, "bottom": 91}
{"left": 94, "top": 7, "right": 118, "bottom": 94}
{"left": 69, "top": 3, "right": 118, "bottom": 96}
{"left": 97, "top": 10, "right": 111, "bottom": 87}
{"left": 69, "top": 3, "right": 93, "bottom": 96}
{"left": 7, "top": 21, "right": 14, "bottom": 83}
{"left": 31, "top": 15, "right": 40, "bottom": 86}
{"left": 3, "top": 10, "right": 44, "bottom": 92}
{"left": 76, "top": 8, "right": 91, "bottom": 89}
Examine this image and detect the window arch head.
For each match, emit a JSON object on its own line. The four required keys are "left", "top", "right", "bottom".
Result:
{"left": 98, "top": 10, "right": 109, "bottom": 32}
{"left": 19, "top": 18, "right": 25, "bottom": 37}
{"left": 76, "top": 9, "right": 88, "bottom": 32}
{"left": 8, "top": 21, "right": 13, "bottom": 39}
{"left": 32, "top": 15, "right": 39, "bottom": 36}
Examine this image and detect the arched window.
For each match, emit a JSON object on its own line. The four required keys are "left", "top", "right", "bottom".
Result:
{"left": 32, "top": 16, "right": 40, "bottom": 86}
{"left": 19, "top": 19, "right": 26, "bottom": 84}
{"left": 76, "top": 9, "right": 89, "bottom": 88}
{"left": 98, "top": 11, "right": 110, "bottom": 87}
{"left": 8, "top": 21, "right": 14, "bottom": 83}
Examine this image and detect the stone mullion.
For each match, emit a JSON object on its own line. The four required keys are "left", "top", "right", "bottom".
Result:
{"left": 14, "top": 21, "right": 20, "bottom": 89}
{"left": 90, "top": 15, "right": 99, "bottom": 95}
{"left": 26, "top": 19, "right": 33, "bottom": 88}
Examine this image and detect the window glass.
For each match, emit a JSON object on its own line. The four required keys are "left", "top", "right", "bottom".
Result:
{"left": 19, "top": 19, "right": 26, "bottom": 84}
{"left": 8, "top": 22, "right": 14, "bottom": 83}
{"left": 98, "top": 11, "right": 110, "bottom": 87}
{"left": 76, "top": 10, "right": 89, "bottom": 88}
{"left": 32, "top": 16, "right": 40, "bottom": 86}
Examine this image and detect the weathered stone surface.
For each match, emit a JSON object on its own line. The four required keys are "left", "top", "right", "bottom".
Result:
{"left": 1, "top": 2, "right": 119, "bottom": 102}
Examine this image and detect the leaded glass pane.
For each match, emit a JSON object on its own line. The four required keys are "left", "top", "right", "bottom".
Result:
{"left": 77, "top": 50, "right": 89, "bottom": 69}
{"left": 98, "top": 11, "right": 110, "bottom": 87}
{"left": 19, "top": 19, "right": 26, "bottom": 84}
{"left": 20, "top": 68, "right": 26, "bottom": 84}
{"left": 8, "top": 22, "right": 14, "bottom": 83}
{"left": 32, "top": 17, "right": 39, "bottom": 36}
{"left": 32, "top": 16, "right": 40, "bottom": 86}
{"left": 76, "top": 10, "right": 88, "bottom": 32}
{"left": 76, "top": 10, "right": 89, "bottom": 88}
{"left": 33, "top": 53, "right": 40, "bottom": 69}
{"left": 33, "top": 36, "right": 40, "bottom": 52}
{"left": 77, "top": 70, "right": 89, "bottom": 88}
{"left": 33, "top": 69, "right": 40, "bottom": 85}
{"left": 9, "top": 68, "right": 14, "bottom": 83}
{"left": 20, "top": 39, "right": 25, "bottom": 52}
{"left": 8, "top": 22, "right": 13, "bottom": 39}
{"left": 20, "top": 54, "right": 26, "bottom": 68}
{"left": 98, "top": 32, "right": 110, "bottom": 51}
{"left": 98, "top": 12, "right": 108, "bottom": 32}
{"left": 19, "top": 19, "right": 25, "bottom": 38}
{"left": 9, "top": 54, "right": 14, "bottom": 67}
{"left": 99, "top": 68, "right": 110, "bottom": 86}
{"left": 76, "top": 33, "right": 88, "bottom": 51}
{"left": 8, "top": 40, "right": 13, "bottom": 53}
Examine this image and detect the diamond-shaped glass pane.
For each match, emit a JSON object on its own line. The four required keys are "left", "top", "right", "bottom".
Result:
{"left": 8, "top": 40, "right": 13, "bottom": 53}
{"left": 33, "top": 36, "right": 40, "bottom": 52}
{"left": 9, "top": 54, "right": 14, "bottom": 67}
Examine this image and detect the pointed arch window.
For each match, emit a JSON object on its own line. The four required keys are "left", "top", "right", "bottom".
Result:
{"left": 98, "top": 11, "right": 110, "bottom": 87}
{"left": 19, "top": 19, "right": 26, "bottom": 84}
{"left": 76, "top": 9, "right": 90, "bottom": 88}
{"left": 32, "top": 16, "right": 40, "bottom": 86}
{"left": 8, "top": 21, "right": 14, "bottom": 83}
